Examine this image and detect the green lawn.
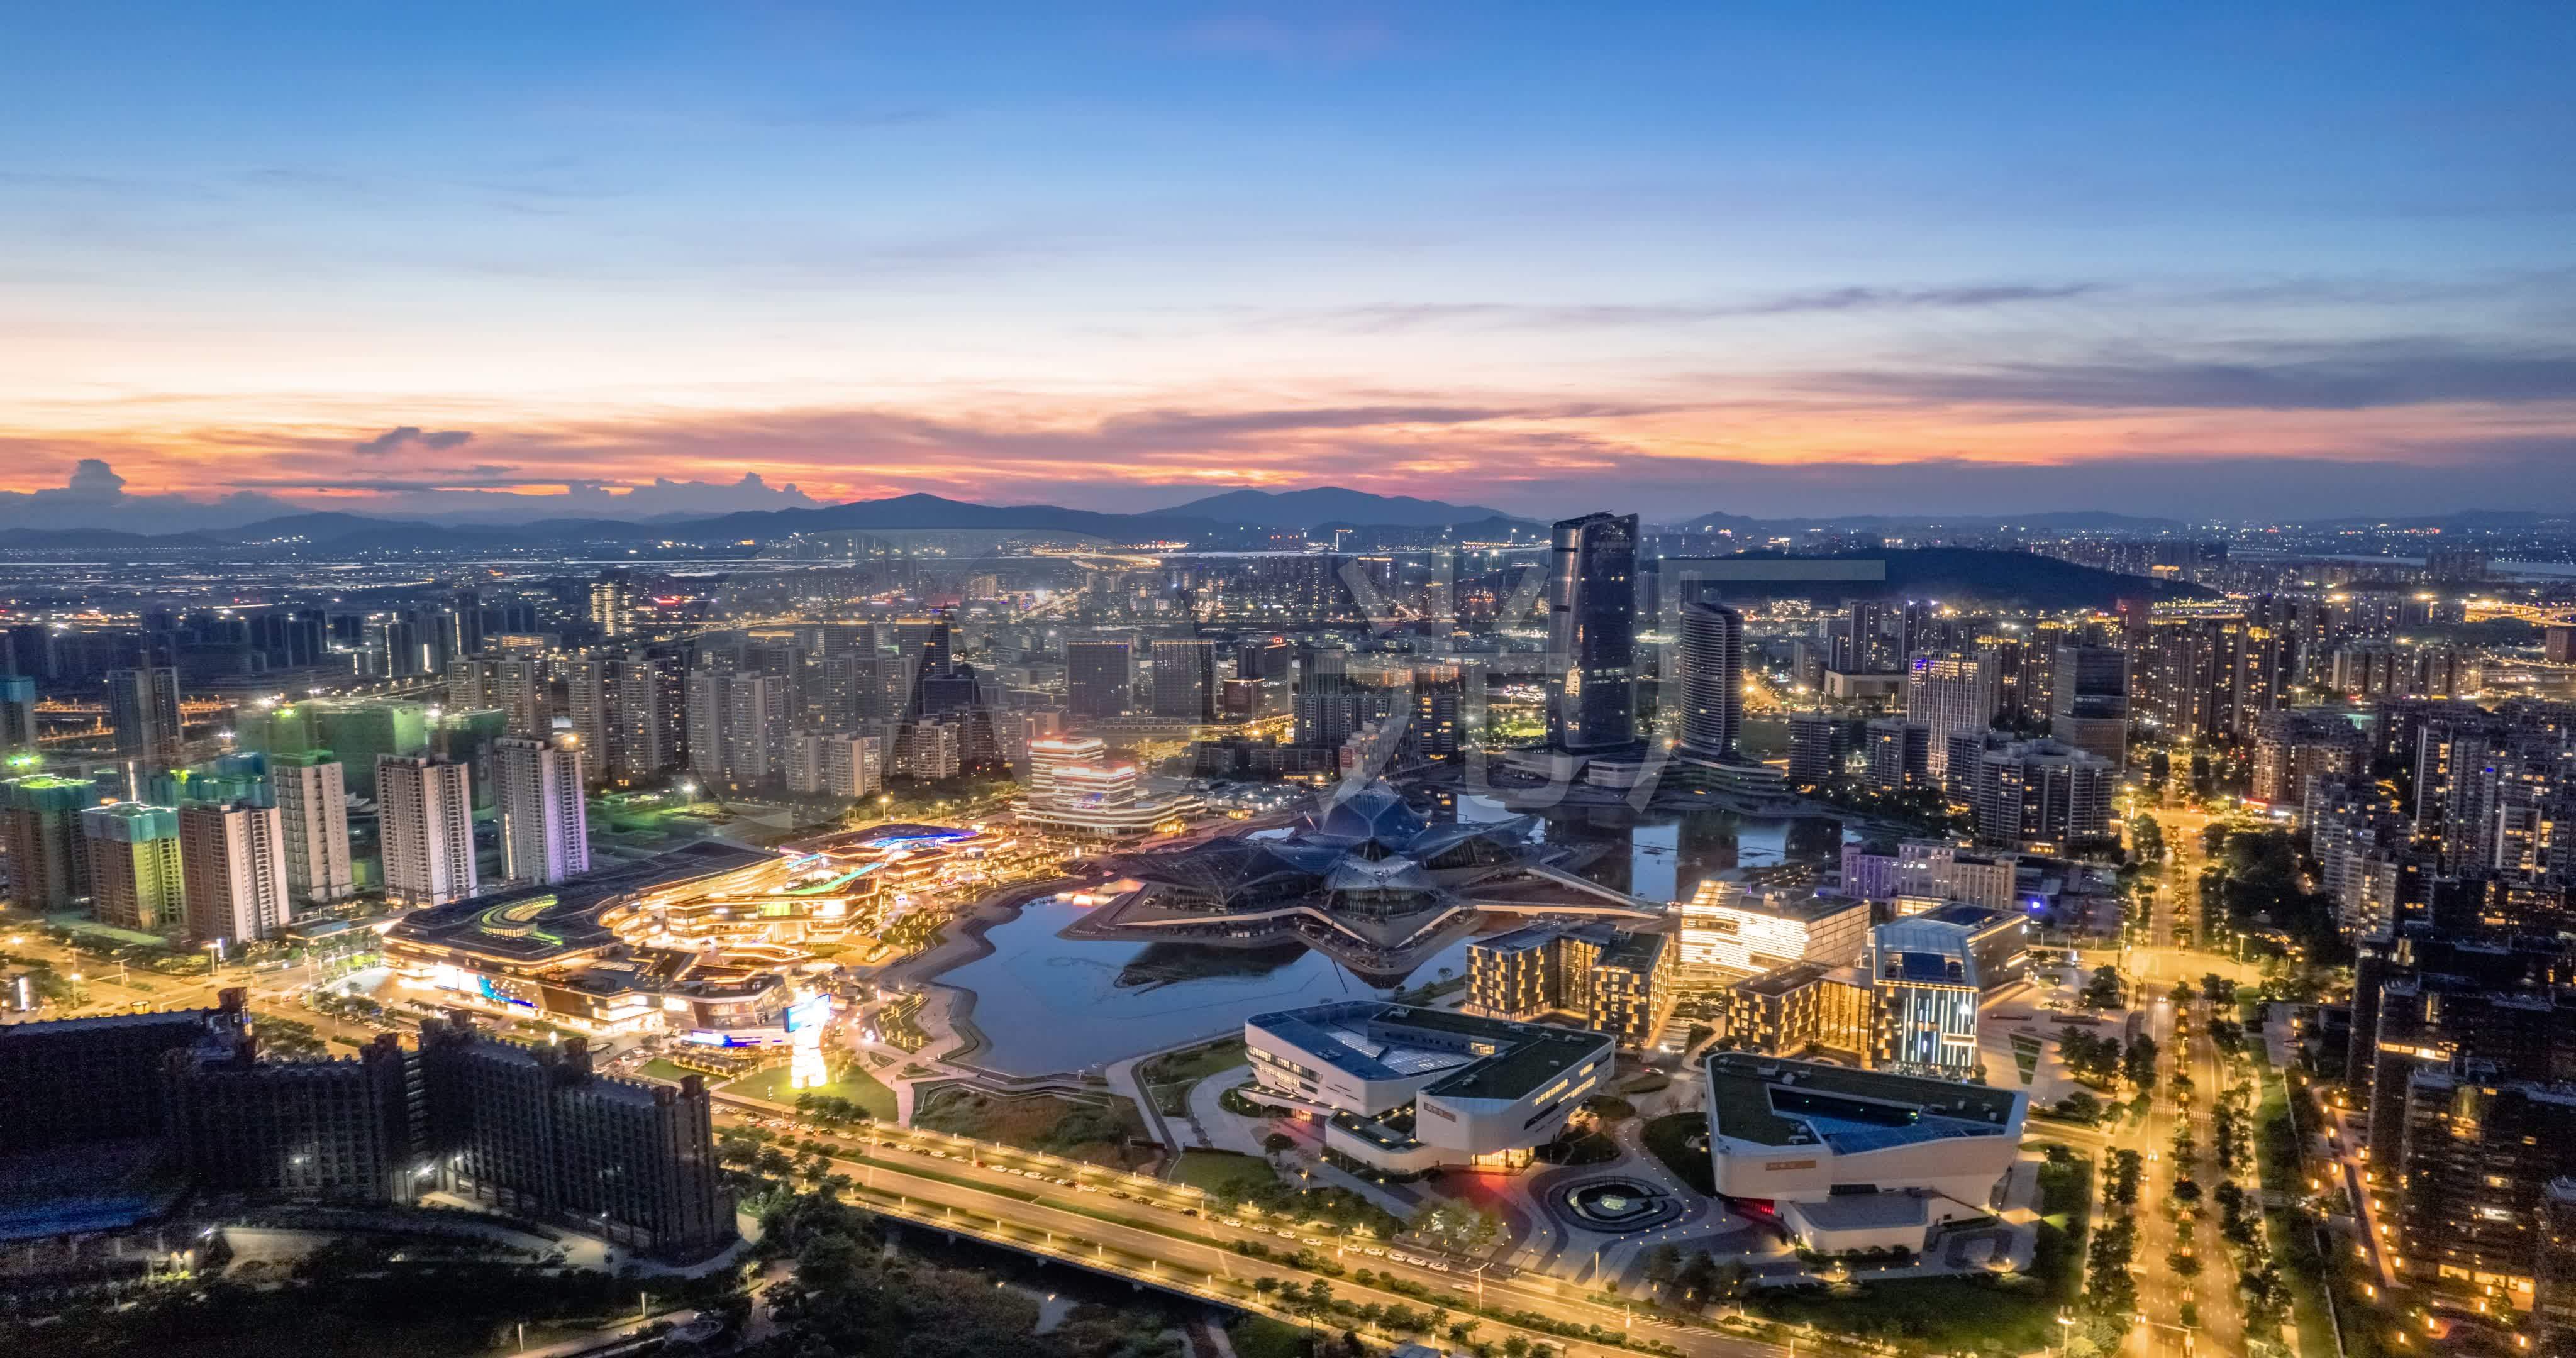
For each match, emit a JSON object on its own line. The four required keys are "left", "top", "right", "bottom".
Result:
{"left": 720, "top": 1064, "right": 899, "bottom": 1122}
{"left": 1227, "top": 1315, "right": 1309, "bottom": 1358}
{"left": 1170, "top": 1149, "right": 1284, "bottom": 1198}
{"left": 1751, "top": 1271, "right": 2062, "bottom": 1350}
{"left": 1641, "top": 1112, "right": 1716, "bottom": 1195}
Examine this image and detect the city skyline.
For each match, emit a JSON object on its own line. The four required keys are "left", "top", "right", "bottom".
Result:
{"left": 6, "top": 3, "right": 2575, "bottom": 524}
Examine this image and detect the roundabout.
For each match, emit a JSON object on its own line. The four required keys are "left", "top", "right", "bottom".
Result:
{"left": 1557, "top": 1176, "right": 1687, "bottom": 1234}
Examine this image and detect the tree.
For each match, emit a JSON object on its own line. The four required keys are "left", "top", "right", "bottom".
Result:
{"left": 1643, "top": 1243, "right": 1682, "bottom": 1287}
{"left": 2051, "top": 1091, "right": 2103, "bottom": 1123}
{"left": 1502, "top": 1339, "right": 1531, "bottom": 1358}
{"left": 2169, "top": 980, "right": 2197, "bottom": 1005}
{"left": 2124, "top": 1035, "right": 2160, "bottom": 1087}
{"left": 2081, "top": 965, "right": 2124, "bottom": 1011}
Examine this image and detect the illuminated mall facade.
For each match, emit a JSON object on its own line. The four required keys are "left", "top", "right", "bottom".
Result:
{"left": 382, "top": 824, "right": 1041, "bottom": 1046}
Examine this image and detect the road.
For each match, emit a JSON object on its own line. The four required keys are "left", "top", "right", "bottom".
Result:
{"left": 2113, "top": 802, "right": 2249, "bottom": 1358}
{"left": 716, "top": 1103, "right": 1788, "bottom": 1358}
{"left": 0, "top": 920, "right": 392, "bottom": 1049}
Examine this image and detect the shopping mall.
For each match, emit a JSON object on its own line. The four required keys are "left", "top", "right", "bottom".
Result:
{"left": 382, "top": 824, "right": 1046, "bottom": 1045}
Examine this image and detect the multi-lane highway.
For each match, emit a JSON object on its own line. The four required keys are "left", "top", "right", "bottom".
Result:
{"left": 712, "top": 1099, "right": 1790, "bottom": 1358}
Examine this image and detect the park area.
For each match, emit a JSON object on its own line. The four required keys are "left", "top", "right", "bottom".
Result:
{"left": 717, "top": 1063, "right": 900, "bottom": 1122}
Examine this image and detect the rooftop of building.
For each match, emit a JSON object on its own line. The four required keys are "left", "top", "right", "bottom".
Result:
{"left": 1595, "top": 930, "right": 1667, "bottom": 973}
{"left": 1684, "top": 881, "right": 1866, "bottom": 923}
{"left": 1734, "top": 960, "right": 1857, "bottom": 998}
{"left": 387, "top": 841, "right": 775, "bottom": 964}
{"left": 1250, "top": 1000, "right": 1610, "bottom": 1105}
{"left": 1705, "top": 1052, "right": 2022, "bottom": 1153}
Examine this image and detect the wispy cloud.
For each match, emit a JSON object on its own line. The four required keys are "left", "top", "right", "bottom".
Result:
{"left": 1305, "top": 282, "right": 2107, "bottom": 333}
{"left": 351, "top": 426, "right": 475, "bottom": 456}
{"left": 1803, "top": 338, "right": 2576, "bottom": 411}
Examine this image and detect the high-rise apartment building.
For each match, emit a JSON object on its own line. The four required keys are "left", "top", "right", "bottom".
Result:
{"left": 2, "top": 773, "right": 94, "bottom": 910}
{"left": 1545, "top": 511, "right": 1638, "bottom": 753}
{"left": 685, "top": 670, "right": 789, "bottom": 788}
{"left": 494, "top": 735, "right": 589, "bottom": 886}
{"left": 1971, "top": 737, "right": 2118, "bottom": 849}
{"left": 379, "top": 755, "right": 477, "bottom": 907}
{"left": 2395, "top": 1066, "right": 2576, "bottom": 1301}
{"left": 1863, "top": 717, "right": 1930, "bottom": 791}
{"left": 106, "top": 665, "right": 184, "bottom": 765}
{"left": 416, "top": 1020, "right": 733, "bottom": 1260}
{"left": 179, "top": 799, "right": 290, "bottom": 944}
{"left": 1906, "top": 651, "right": 1999, "bottom": 780}
{"left": 81, "top": 801, "right": 185, "bottom": 934}
{"left": 1150, "top": 638, "right": 1218, "bottom": 721}
{"left": 1787, "top": 711, "right": 1863, "bottom": 785}
{"left": 786, "top": 730, "right": 884, "bottom": 798}
{"left": 269, "top": 751, "right": 353, "bottom": 905}
{"left": 587, "top": 570, "right": 633, "bottom": 636}
{"left": 448, "top": 654, "right": 550, "bottom": 738}
{"left": 0, "top": 674, "right": 35, "bottom": 761}
{"left": 2048, "top": 644, "right": 2129, "bottom": 770}
{"left": 1065, "top": 641, "right": 1133, "bottom": 719}
{"left": 2249, "top": 709, "right": 2370, "bottom": 807}
{"left": 1675, "top": 601, "right": 1744, "bottom": 761}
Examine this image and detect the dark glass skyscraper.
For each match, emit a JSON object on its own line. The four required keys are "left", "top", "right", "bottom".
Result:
{"left": 1545, "top": 511, "right": 1638, "bottom": 754}
{"left": 1677, "top": 600, "right": 1743, "bottom": 759}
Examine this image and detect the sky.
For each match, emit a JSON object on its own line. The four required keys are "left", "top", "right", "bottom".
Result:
{"left": 4, "top": 1, "right": 2574, "bottom": 526}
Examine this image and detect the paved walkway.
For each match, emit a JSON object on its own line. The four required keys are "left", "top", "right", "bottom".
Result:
{"left": 1185, "top": 1064, "right": 1265, "bottom": 1155}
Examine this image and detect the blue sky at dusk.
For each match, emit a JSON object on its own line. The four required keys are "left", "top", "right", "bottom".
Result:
{"left": 3, "top": 1, "right": 2572, "bottom": 522}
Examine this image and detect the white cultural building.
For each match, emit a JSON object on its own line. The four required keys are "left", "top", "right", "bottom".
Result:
{"left": 1245, "top": 1001, "right": 1613, "bottom": 1173}
{"left": 1703, "top": 1052, "right": 2026, "bottom": 1254}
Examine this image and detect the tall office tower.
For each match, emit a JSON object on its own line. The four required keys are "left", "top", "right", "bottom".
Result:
{"left": 1544, "top": 511, "right": 1638, "bottom": 754}
{"left": 1065, "top": 641, "right": 1133, "bottom": 719}
{"left": 1972, "top": 736, "right": 2118, "bottom": 849}
{"left": 588, "top": 570, "right": 633, "bottom": 636}
{"left": 2047, "top": 644, "right": 2131, "bottom": 770}
{"left": 786, "top": 730, "right": 884, "bottom": 798}
{"left": 1675, "top": 601, "right": 1745, "bottom": 760}
{"left": 1, "top": 773, "right": 94, "bottom": 910}
{"left": 433, "top": 707, "right": 509, "bottom": 811}
{"left": 105, "top": 665, "right": 184, "bottom": 765}
{"left": 1150, "top": 638, "right": 1218, "bottom": 721}
{"left": 81, "top": 802, "right": 184, "bottom": 934}
{"left": 1409, "top": 666, "right": 1465, "bottom": 761}
{"left": 369, "top": 609, "right": 424, "bottom": 678}
{"left": 1863, "top": 717, "right": 1930, "bottom": 791}
{"left": 416, "top": 1020, "right": 734, "bottom": 1261}
{"left": 892, "top": 614, "right": 952, "bottom": 715}
{"left": 0, "top": 674, "right": 35, "bottom": 760}
{"left": 1867, "top": 905, "right": 2029, "bottom": 1077}
{"left": 448, "top": 654, "right": 550, "bottom": 737}
{"left": 2248, "top": 710, "right": 2369, "bottom": 806}
{"left": 1291, "top": 645, "right": 1356, "bottom": 748}
{"left": 179, "top": 800, "right": 289, "bottom": 944}
{"left": 1237, "top": 635, "right": 1295, "bottom": 683}
{"left": 268, "top": 751, "right": 353, "bottom": 905}
{"left": 1831, "top": 598, "right": 1916, "bottom": 674}
{"left": 1787, "top": 711, "right": 1862, "bottom": 785}
{"left": 1906, "top": 651, "right": 2000, "bottom": 779}
{"left": 2394, "top": 1066, "right": 2576, "bottom": 1298}
{"left": 236, "top": 698, "right": 430, "bottom": 800}
{"left": 686, "top": 670, "right": 790, "bottom": 789}
{"left": 493, "top": 735, "right": 589, "bottom": 886}
{"left": 378, "top": 756, "right": 477, "bottom": 907}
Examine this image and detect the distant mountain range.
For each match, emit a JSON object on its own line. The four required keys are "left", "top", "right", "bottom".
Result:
{"left": 1, "top": 484, "right": 2565, "bottom": 555}
{"left": 1151, "top": 487, "right": 1519, "bottom": 527}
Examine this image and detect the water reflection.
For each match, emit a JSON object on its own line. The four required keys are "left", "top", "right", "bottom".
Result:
{"left": 1457, "top": 795, "right": 1847, "bottom": 903}
{"left": 935, "top": 899, "right": 1474, "bottom": 1077}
